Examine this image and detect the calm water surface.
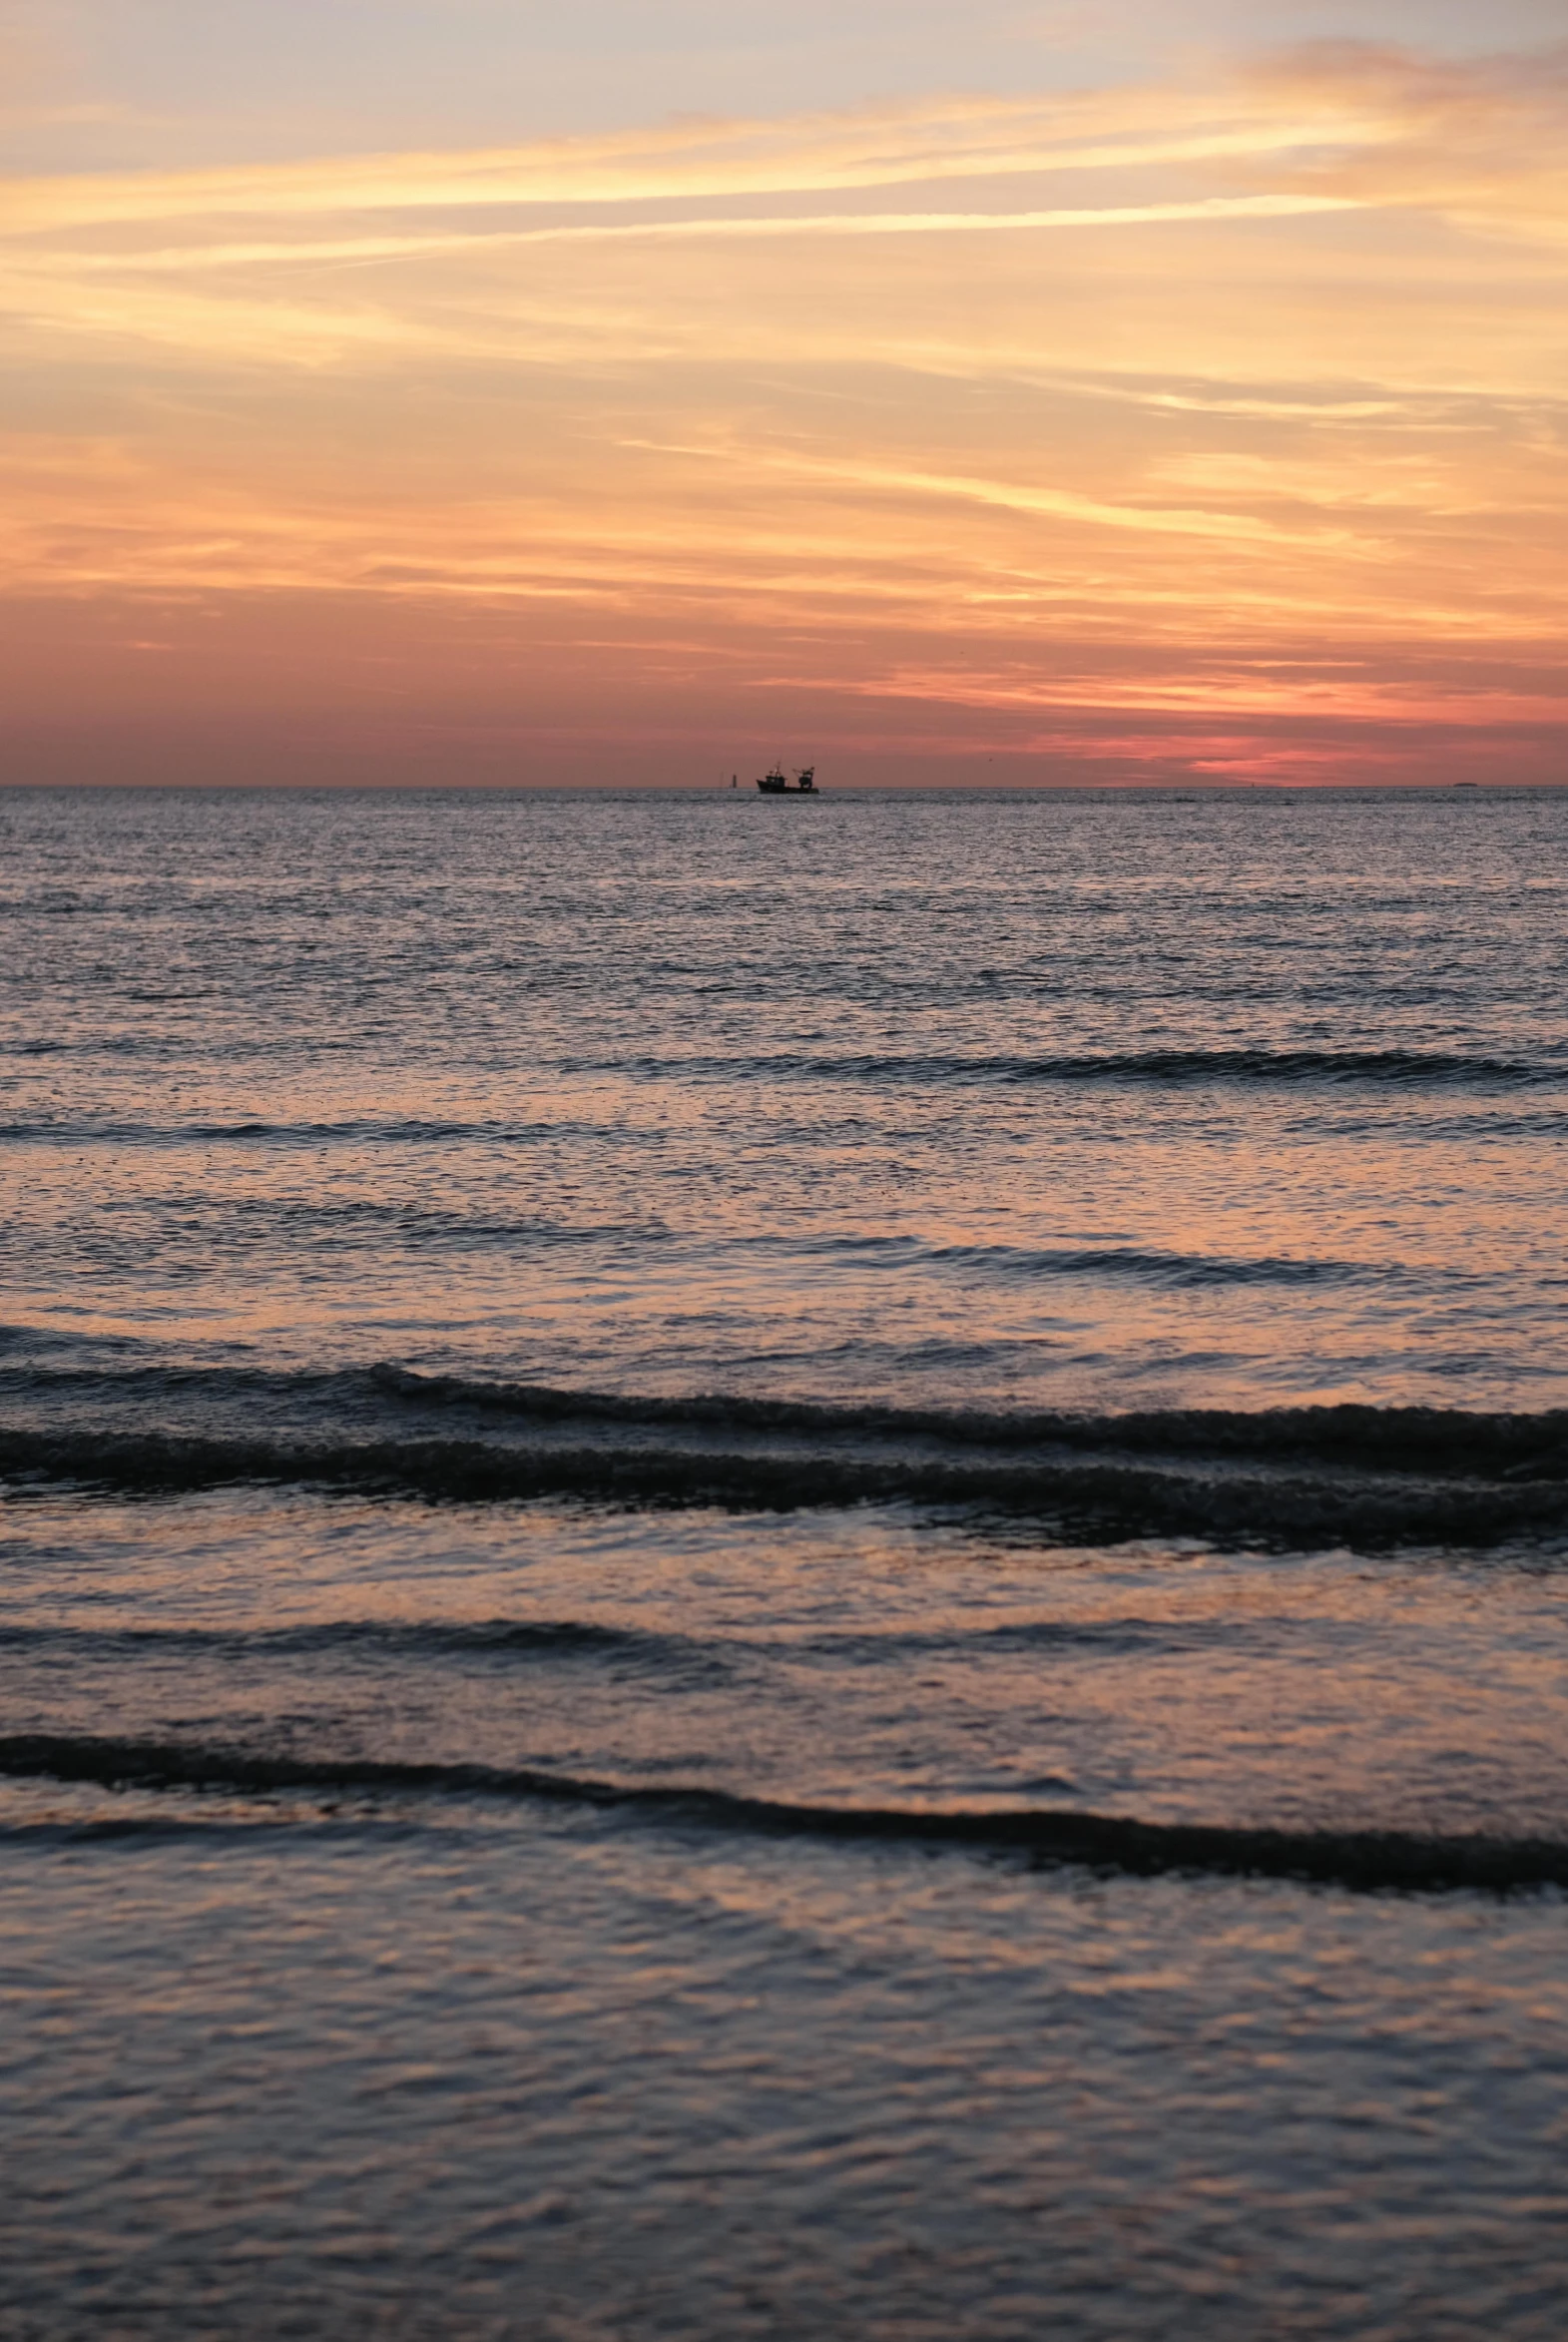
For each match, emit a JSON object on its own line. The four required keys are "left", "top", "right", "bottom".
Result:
{"left": 3, "top": 786, "right": 1567, "bottom": 2338}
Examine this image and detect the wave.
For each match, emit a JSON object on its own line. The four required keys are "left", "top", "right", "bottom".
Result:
{"left": 0, "top": 1613, "right": 1233, "bottom": 1669}
{"left": 917, "top": 1242, "right": 1384, "bottom": 1289}
{"left": 582, "top": 1047, "right": 1560, "bottom": 1092}
{"left": 0, "top": 1615, "right": 739, "bottom": 1681}
{"left": 738, "top": 1232, "right": 1388, "bottom": 1289}
{"left": 0, "top": 1049, "right": 1553, "bottom": 1186}
{"left": 0, "top": 1115, "right": 559, "bottom": 1148}
{"left": 16, "top": 1350, "right": 1562, "bottom": 1475}
{"left": 2, "top": 1732, "right": 1562, "bottom": 1896}
{"left": 4, "top": 1419, "right": 1566, "bottom": 1546}
{"left": 368, "top": 1367, "right": 1568, "bottom": 1479}
{"left": 8, "top": 1054, "right": 1549, "bottom": 1142}
{"left": 6, "top": 1359, "right": 1568, "bottom": 1544}
{"left": 0, "top": 1205, "right": 1399, "bottom": 1288}
{"left": 9, "top": 1354, "right": 1568, "bottom": 1468}
{"left": 0, "top": 1813, "right": 329, "bottom": 1848}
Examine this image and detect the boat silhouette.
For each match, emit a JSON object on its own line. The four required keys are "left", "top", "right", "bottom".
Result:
{"left": 757, "top": 764, "right": 816, "bottom": 794}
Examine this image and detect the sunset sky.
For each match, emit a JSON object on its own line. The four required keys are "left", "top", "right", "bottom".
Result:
{"left": 4, "top": 0, "right": 1565, "bottom": 786}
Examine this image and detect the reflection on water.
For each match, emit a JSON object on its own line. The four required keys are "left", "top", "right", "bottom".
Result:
{"left": 4, "top": 785, "right": 1567, "bottom": 1408}
{"left": 4, "top": 787, "right": 1568, "bottom": 2335}
{"left": 6, "top": 1801, "right": 1568, "bottom": 2339}
{"left": 5, "top": 1488, "right": 1568, "bottom": 1838}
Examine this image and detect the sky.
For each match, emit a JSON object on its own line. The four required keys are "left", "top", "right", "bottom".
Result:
{"left": 2, "top": 0, "right": 1565, "bottom": 786}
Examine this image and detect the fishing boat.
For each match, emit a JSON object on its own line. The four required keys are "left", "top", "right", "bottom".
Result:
{"left": 757, "top": 764, "right": 817, "bottom": 794}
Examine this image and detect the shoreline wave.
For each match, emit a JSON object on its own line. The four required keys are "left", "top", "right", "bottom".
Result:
{"left": 367, "top": 1366, "right": 1568, "bottom": 1472}
{"left": 3, "top": 1732, "right": 1563, "bottom": 1896}
{"left": 7, "top": 1352, "right": 1568, "bottom": 1473}
{"left": 3, "top": 1419, "right": 1566, "bottom": 1545}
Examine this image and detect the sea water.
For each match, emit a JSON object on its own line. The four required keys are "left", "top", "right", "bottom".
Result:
{"left": 2, "top": 784, "right": 1567, "bottom": 2338}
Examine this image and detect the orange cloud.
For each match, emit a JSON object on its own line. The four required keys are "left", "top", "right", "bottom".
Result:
{"left": 0, "top": 44, "right": 1564, "bottom": 784}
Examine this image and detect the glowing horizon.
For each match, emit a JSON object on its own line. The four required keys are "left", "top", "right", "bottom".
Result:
{"left": 3, "top": 5, "right": 1565, "bottom": 785}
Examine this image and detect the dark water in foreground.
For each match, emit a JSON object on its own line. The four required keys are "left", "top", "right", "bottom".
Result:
{"left": 3, "top": 785, "right": 1568, "bottom": 2337}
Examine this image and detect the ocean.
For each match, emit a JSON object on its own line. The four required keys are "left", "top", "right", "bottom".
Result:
{"left": 3, "top": 782, "right": 1567, "bottom": 2339}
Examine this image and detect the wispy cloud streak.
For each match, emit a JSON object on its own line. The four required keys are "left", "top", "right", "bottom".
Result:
{"left": 1, "top": 39, "right": 1565, "bottom": 784}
